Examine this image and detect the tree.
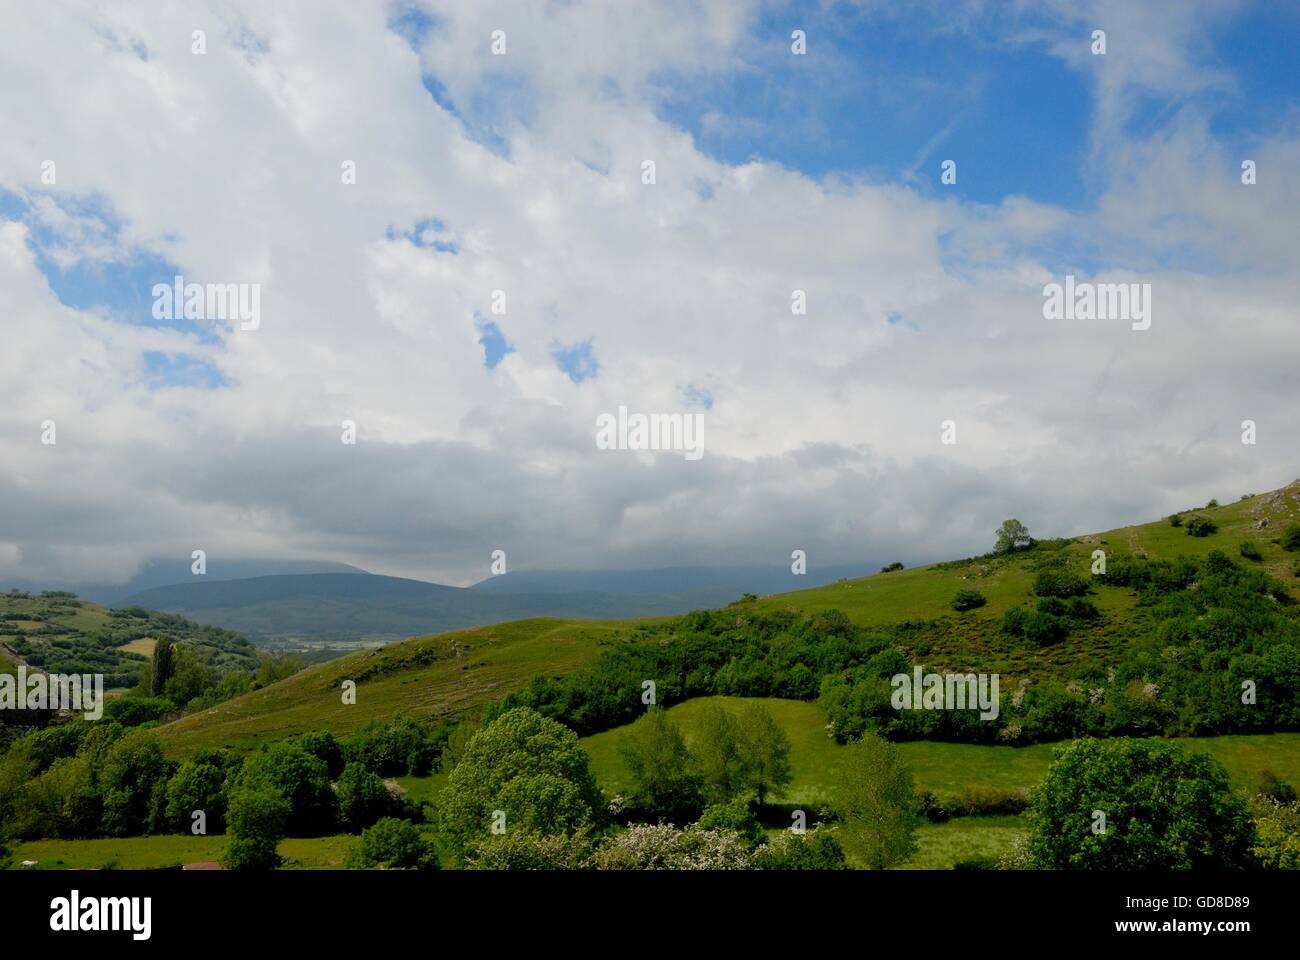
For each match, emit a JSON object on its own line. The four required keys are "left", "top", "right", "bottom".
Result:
{"left": 439, "top": 707, "right": 603, "bottom": 847}
{"left": 618, "top": 707, "right": 703, "bottom": 821}
{"left": 736, "top": 702, "right": 792, "bottom": 806}
{"left": 1027, "top": 738, "right": 1256, "bottom": 869}
{"left": 832, "top": 732, "right": 919, "bottom": 869}
{"left": 347, "top": 817, "right": 439, "bottom": 870}
{"left": 1185, "top": 514, "right": 1218, "bottom": 537}
{"left": 692, "top": 703, "right": 746, "bottom": 803}
{"left": 237, "top": 742, "right": 337, "bottom": 836}
{"left": 337, "top": 762, "right": 393, "bottom": 832}
{"left": 101, "top": 731, "right": 170, "bottom": 836}
{"left": 995, "top": 519, "right": 1032, "bottom": 554}
{"left": 223, "top": 786, "right": 289, "bottom": 870}
{"left": 150, "top": 640, "right": 175, "bottom": 697}
{"left": 165, "top": 753, "right": 228, "bottom": 833}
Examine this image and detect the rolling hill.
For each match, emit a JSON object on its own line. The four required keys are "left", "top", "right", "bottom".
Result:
{"left": 148, "top": 480, "right": 1300, "bottom": 757}
{"left": 0, "top": 590, "right": 260, "bottom": 689}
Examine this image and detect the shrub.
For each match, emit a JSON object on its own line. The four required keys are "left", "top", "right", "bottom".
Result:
{"left": 1251, "top": 799, "right": 1300, "bottom": 870}
{"left": 1168, "top": 514, "right": 1183, "bottom": 527}
{"left": 1239, "top": 541, "right": 1263, "bottom": 561}
{"left": 752, "top": 828, "right": 848, "bottom": 870}
{"left": 348, "top": 817, "right": 439, "bottom": 870}
{"left": 949, "top": 786, "right": 1029, "bottom": 817}
{"left": 1185, "top": 514, "right": 1217, "bottom": 537}
{"left": 465, "top": 829, "right": 591, "bottom": 870}
{"left": 696, "top": 798, "right": 764, "bottom": 846}
{"left": 103, "top": 697, "right": 175, "bottom": 728}
{"left": 591, "top": 824, "right": 753, "bottom": 870}
{"left": 1023, "top": 611, "right": 1068, "bottom": 646}
{"left": 1064, "top": 597, "right": 1100, "bottom": 621}
{"left": 1207, "top": 499, "right": 1220, "bottom": 508}
{"left": 951, "top": 589, "right": 987, "bottom": 612}
{"left": 297, "top": 731, "right": 345, "bottom": 779}
{"left": 1255, "top": 771, "right": 1298, "bottom": 805}
{"left": 880, "top": 562, "right": 904, "bottom": 573}
{"left": 1001, "top": 607, "right": 1029, "bottom": 638}
{"left": 1033, "top": 570, "right": 1089, "bottom": 598}
{"left": 1282, "top": 524, "right": 1300, "bottom": 552}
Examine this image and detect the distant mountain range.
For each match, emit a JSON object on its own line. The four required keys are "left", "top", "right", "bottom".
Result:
{"left": 3, "top": 558, "right": 368, "bottom": 606}
{"left": 118, "top": 564, "right": 877, "bottom": 648}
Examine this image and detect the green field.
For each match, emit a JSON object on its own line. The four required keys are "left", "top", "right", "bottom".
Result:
{"left": 8, "top": 834, "right": 357, "bottom": 871}
{"left": 580, "top": 695, "right": 1300, "bottom": 804}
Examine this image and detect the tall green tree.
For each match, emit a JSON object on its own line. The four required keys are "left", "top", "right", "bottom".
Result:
{"left": 692, "top": 702, "right": 746, "bottom": 803}
{"left": 618, "top": 707, "right": 703, "bottom": 821}
{"left": 223, "top": 786, "right": 289, "bottom": 870}
{"left": 832, "top": 732, "right": 919, "bottom": 869}
{"left": 995, "top": 519, "right": 1032, "bottom": 554}
{"left": 150, "top": 639, "right": 175, "bottom": 696}
{"left": 736, "top": 702, "right": 793, "bottom": 806}
{"left": 439, "top": 707, "right": 603, "bottom": 849}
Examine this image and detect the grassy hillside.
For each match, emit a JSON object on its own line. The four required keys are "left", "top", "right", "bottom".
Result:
{"left": 154, "top": 616, "right": 655, "bottom": 756}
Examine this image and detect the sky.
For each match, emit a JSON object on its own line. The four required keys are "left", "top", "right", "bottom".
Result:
{"left": 0, "top": 0, "right": 1297, "bottom": 587}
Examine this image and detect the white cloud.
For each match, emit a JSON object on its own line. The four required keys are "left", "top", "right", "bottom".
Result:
{"left": 0, "top": 0, "right": 1295, "bottom": 587}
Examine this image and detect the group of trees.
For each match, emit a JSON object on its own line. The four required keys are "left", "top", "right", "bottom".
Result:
{"left": 616, "top": 703, "right": 792, "bottom": 822}
{"left": 0, "top": 716, "right": 441, "bottom": 869}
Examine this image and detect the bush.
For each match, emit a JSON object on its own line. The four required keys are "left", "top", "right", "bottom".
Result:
{"left": 1255, "top": 771, "right": 1298, "bottom": 805}
{"left": 1168, "top": 514, "right": 1183, "bottom": 527}
{"left": 1251, "top": 799, "right": 1300, "bottom": 870}
{"left": 951, "top": 589, "right": 987, "bottom": 612}
{"left": 590, "top": 824, "right": 754, "bottom": 870}
{"left": 1282, "top": 524, "right": 1300, "bottom": 552}
{"left": 348, "top": 817, "right": 439, "bottom": 870}
{"left": 1207, "top": 499, "right": 1220, "bottom": 508}
{"left": 103, "top": 697, "right": 175, "bottom": 728}
{"left": 880, "top": 562, "right": 904, "bottom": 573}
{"left": 1001, "top": 607, "right": 1029, "bottom": 638}
{"left": 1185, "top": 514, "right": 1218, "bottom": 537}
{"left": 1239, "top": 541, "right": 1263, "bottom": 561}
{"left": 949, "top": 786, "right": 1029, "bottom": 817}
{"left": 696, "top": 798, "right": 764, "bottom": 846}
{"left": 752, "top": 828, "right": 847, "bottom": 870}
{"left": 465, "top": 829, "right": 591, "bottom": 870}
{"left": 1023, "top": 611, "right": 1068, "bottom": 646}
{"left": 1033, "top": 570, "right": 1089, "bottom": 598}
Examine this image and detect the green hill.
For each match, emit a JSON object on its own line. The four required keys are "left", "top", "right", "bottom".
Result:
{"left": 153, "top": 617, "right": 652, "bottom": 756}
{"left": 148, "top": 480, "right": 1300, "bottom": 757}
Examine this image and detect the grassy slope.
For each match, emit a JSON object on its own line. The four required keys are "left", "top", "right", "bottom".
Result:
{"left": 154, "top": 617, "right": 652, "bottom": 756}
{"left": 750, "top": 485, "right": 1300, "bottom": 684}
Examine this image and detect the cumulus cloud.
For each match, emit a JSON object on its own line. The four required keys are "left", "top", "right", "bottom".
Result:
{"left": 0, "top": 0, "right": 1295, "bottom": 587}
